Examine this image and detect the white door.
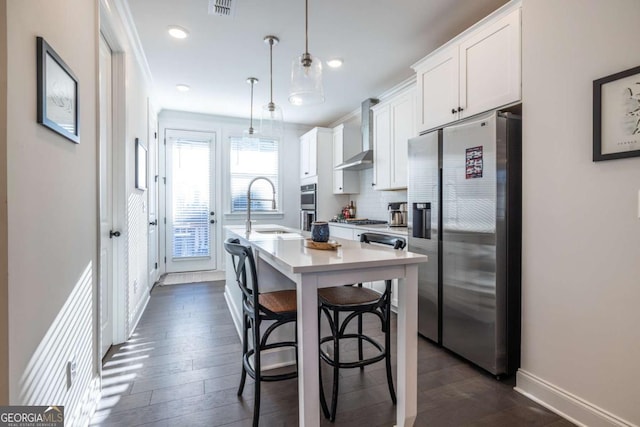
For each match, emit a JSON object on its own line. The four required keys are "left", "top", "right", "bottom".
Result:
{"left": 98, "top": 35, "right": 114, "bottom": 358}
{"left": 147, "top": 104, "right": 159, "bottom": 286}
{"left": 164, "top": 129, "right": 217, "bottom": 272}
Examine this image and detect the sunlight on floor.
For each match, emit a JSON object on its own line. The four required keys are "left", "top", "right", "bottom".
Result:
{"left": 91, "top": 341, "right": 155, "bottom": 424}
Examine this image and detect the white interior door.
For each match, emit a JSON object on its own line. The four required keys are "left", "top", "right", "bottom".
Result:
{"left": 99, "top": 35, "right": 114, "bottom": 358}
{"left": 147, "top": 104, "right": 159, "bottom": 286}
{"left": 164, "top": 129, "right": 217, "bottom": 273}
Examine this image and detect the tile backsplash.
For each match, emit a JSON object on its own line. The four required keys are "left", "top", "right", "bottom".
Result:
{"left": 348, "top": 168, "right": 407, "bottom": 221}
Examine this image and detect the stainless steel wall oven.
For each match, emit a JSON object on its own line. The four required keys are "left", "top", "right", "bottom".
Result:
{"left": 300, "top": 184, "right": 317, "bottom": 231}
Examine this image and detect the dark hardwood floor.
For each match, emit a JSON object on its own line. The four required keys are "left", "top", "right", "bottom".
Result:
{"left": 91, "top": 281, "right": 573, "bottom": 427}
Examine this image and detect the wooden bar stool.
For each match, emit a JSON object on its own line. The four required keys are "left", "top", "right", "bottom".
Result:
{"left": 318, "top": 232, "right": 406, "bottom": 421}
{"left": 224, "top": 238, "right": 298, "bottom": 427}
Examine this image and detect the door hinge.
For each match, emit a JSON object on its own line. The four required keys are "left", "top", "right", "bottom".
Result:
{"left": 164, "top": 138, "right": 166, "bottom": 145}
{"left": 154, "top": 131, "right": 157, "bottom": 139}
{"left": 164, "top": 217, "right": 166, "bottom": 224}
{"left": 163, "top": 177, "right": 166, "bottom": 184}
{"left": 155, "top": 175, "right": 159, "bottom": 182}
{"left": 155, "top": 262, "right": 158, "bottom": 269}
{"left": 164, "top": 257, "right": 167, "bottom": 263}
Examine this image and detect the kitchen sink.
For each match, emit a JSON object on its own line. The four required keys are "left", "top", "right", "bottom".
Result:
{"left": 253, "top": 228, "right": 302, "bottom": 238}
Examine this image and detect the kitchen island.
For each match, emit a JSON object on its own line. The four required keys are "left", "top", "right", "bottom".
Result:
{"left": 224, "top": 225, "right": 427, "bottom": 427}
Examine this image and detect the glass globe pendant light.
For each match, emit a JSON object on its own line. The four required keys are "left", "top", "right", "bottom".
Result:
{"left": 260, "top": 36, "right": 284, "bottom": 138}
{"left": 288, "top": 0, "right": 324, "bottom": 106}
{"left": 243, "top": 77, "right": 260, "bottom": 143}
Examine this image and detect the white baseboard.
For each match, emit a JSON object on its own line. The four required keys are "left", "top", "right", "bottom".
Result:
{"left": 515, "top": 370, "right": 637, "bottom": 427}
{"left": 224, "top": 287, "right": 296, "bottom": 371}
{"left": 129, "top": 292, "right": 150, "bottom": 338}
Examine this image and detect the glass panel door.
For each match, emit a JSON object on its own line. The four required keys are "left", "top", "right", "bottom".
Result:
{"left": 165, "top": 129, "right": 216, "bottom": 273}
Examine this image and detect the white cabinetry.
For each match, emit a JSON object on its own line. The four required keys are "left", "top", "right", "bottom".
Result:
{"left": 414, "top": 46, "right": 459, "bottom": 132}
{"left": 372, "top": 87, "right": 415, "bottom": 190}
{"left": 328, "top": 224, "right": 354, "bottom": 240}
{"left": 300, "top": 129, "right": 318, "bottom": 181}
{"left": 300, "top": 127, "right": 346, "bottom": 222}
{"left": 413, "top": 4, "right": 521, "bottom": 133}
{"left": 332, "top": 124, "right": 359, "bottom": 194}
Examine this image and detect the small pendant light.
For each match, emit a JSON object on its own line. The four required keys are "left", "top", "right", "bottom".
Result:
{"left": 260, "top": 36, "right": 284, "bottom": 138}
{"left": 243, "top": 77, "right": 260, "bottom": 142}
{"left": 288, "top": 0, "right": 324, "bottom": 106}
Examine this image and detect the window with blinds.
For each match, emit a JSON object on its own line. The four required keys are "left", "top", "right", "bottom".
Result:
{"left": 172, "top": 137, "right": 211, "bottom": 258}
{"left": 230, "top": 137, "right": 279, "bottom": 212}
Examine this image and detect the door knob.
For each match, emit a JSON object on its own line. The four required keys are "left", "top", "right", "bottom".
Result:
{"left": 451, "top": 108, "right": 457, "bottom": 114}
{"left": 149, "top": 220, "right": 158, "bottom": 226}
{"left": 109, "top": 230, "right": 121, "bottom": 238}
{"left": 210, "top": 211, "right": 215, "bottom": 216}
{"left": 210, "top": 219, "right": 216, "bottom": 224}
{"left": 458, "top": 107, "right": 464, "bottom": 112}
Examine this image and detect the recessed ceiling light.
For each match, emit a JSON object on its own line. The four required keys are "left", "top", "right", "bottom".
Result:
{"left": 327, "top": 59, "right": 343, "bottom": 68}
{"left": 168, "top": 26, "right": 189, "bottom": 39}
{"left": 176, "top": 84, "right": 191, "bottom": 92}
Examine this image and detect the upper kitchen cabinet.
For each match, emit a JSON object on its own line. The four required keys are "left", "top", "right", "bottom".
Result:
{"left": 413, "top": 3, "right": 521, "bottom": 133}
{"left": 332, "top": 124, "right": 360, "bottom": 194}
{"left": 372, "top": 86, "right": 416, "bottom": 190}
{"left": 300, "top": 127, "right": 332, "bottom": 184}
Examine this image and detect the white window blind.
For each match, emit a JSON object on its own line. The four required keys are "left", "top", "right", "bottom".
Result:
{"left": 230, "top": 137, "right": 279, "bottom": 212}
{"left": 172, "top": 138, "right": 211, "bottom": 258}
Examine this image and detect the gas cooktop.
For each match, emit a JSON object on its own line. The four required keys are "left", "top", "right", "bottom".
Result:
{"left": 331, "top": 219, "right": 388, "bottom": 225}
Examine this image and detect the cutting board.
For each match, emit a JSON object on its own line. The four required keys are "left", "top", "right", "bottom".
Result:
{"left": 304, "top": 239, "right": 341, "bottom": 250}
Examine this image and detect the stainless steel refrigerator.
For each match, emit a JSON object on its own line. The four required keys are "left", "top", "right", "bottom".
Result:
{"left": 408, "top": 110, "right": 521, "bottom": 376}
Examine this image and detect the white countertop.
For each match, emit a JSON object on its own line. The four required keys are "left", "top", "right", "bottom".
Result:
{"left": 225, "top": 225, "right": 425, "bottom": 274}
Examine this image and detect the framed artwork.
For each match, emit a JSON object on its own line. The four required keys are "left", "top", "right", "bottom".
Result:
{"left": 36, "top": 37, "right": 79, "bottom": 144}
{"left": 135, "top": 138, "right": 148, "bottom": 190}
{"left": 593, "top": 65, "right": 640, "bottom": 161}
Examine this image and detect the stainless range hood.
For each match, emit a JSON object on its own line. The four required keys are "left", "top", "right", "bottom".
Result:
{"left": 335, "top": 98, "right": 379, "bottom": 171}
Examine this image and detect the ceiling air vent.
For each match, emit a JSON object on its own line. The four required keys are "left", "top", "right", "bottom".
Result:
{"left": 208, "top": 0, "right": 236, "bottom": 18}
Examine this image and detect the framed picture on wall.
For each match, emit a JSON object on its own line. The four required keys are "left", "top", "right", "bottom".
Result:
{"left": 593, "top": 65, "right": 640, "bottom": 161}
{"left": 135, "top": 138, "right": 148, "bottom": 190}
{"left": 36, "top": 36, "right": 80, "bottom": 144}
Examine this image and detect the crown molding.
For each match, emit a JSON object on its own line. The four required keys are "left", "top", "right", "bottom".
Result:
{"left": 100, "top": 0, "right": 155, "bottom": 94}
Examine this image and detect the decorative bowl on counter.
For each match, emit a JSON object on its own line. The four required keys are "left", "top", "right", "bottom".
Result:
{"left": 311, "top": 221, "right": 330, "bottom": 242}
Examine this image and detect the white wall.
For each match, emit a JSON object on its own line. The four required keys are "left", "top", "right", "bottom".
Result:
{"left": 5, "top": 0, "right": 100, "bottom": 424}
{"left": 124, "top": 51, "right": 152, "bottom": 334}
{"left": 517, "top": 1, "right": 640, "bottom": 425}
{"left": 158, "top": 110, "right": 310, "bottom": 272}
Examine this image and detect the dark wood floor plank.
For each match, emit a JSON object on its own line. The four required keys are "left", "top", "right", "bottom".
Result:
{"left": 92, "top": 281, "right": 573, "bottom": 427}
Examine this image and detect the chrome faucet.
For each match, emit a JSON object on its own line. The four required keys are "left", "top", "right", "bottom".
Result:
{"left": 246, "top": 176, "right": 276, "bottom": 233}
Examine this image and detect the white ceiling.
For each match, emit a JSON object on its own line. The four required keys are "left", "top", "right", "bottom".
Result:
{"left": 125, "top": 0, "right": 508, "bottom": 126}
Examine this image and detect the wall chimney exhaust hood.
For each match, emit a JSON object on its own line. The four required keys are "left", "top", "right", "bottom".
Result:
{"left": 335, "top": 98, "right": 379, "bottom": 171}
